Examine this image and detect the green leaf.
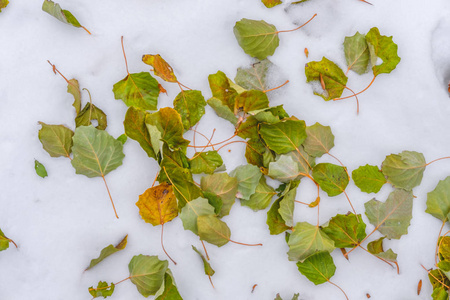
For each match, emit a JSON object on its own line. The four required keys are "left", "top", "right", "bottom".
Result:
{"left": 303, "top": 123, "right": 335, "bottom": 157}
{"left": 305, "top": 57, "right": 348, "bottom": 100}
{"left": 426, "top": 176, "right": 450, "bottom": 222}
{"left": 190, "top": 151, "right": 223, "bottom": 174}
{"left": 158, "top": 144, "right": 191, "bottom": 183}
{"left": 192, "top": 245, "right": 215, "bottom": 276}
{"left": 241, "top": 176, "right": 276, "bottom": 211}
{"left": 367, "top": 237, "right": 397, "bottom": 262}
{"left": 236, "top": 116, "right": 259, "bottom": 139}
{"left": 344, "top": 32, "right": 370, "bottom": 75}
{"left": 123, "top": 106, "right": 156, "bottom": 158}
{"left": 431, "top": 286, "right": 449, "bottom": 300}
{"left": 312, "top": 163, "right": 349, "bottom": 197}
{"left": 201, "top": 172, "right": 238, "bottom": 217}
{"left": 67, "top": 79, "right": 81, "bottom": 115}
{"left": 286, "top": 146, "right": 315, "bottom": 175}
{"left": 429, "top": 269, "right": 450, "bottom": 298}
{"left": 352, "top": 164, "right": 387, "bottom": 193}
{"left": 230, "top": 165, "right": 262, "bottom": 200}
{"left": 208, "top": 71, "right": 238, "bottom": 110}
{"left": 259, "top": 120, "right": 307, "bottom": 154}
{"left": 42, "top": 0, "right": 84, "bottom": 29}
{"left": 234, "top": 90, "right": 269, "bottom": 114}
{"left": 235, "top": 59, "right": 272, "bottom": 91}
{"left": 75, "top": 103, "right": 107, "bottom": 130}
{"left": 279, "top": 188, "right": 296, "bottom": 227}
{"left": 173, "top": 181, "right": 204, "bottom": 210}
{"left": 113, "top": 72, "right": 159, "bottom": 111}
{"left": 117, "top": 134, "right": 127, "bottom": 145}
{"left": 88, "top": 281, "right": 115, "bottom": 298}
{"left": 262, "top": 0, "right": 282, "bottom": 8}
{"left": 268, "top": 155, "right": 303, "bottom": 183}
{"left": 233, "top": 19, "right": 280, "bottom": 60}
{"left": 381, "top": 150, "right": 426, "bottom": 190}
{"left": 287, "top": 222, "right": 335, "bottom": 261}
{"left": 438, "top": 236, "right": 450, "bottom": 262}
{"left": 38, "top": 122, "right": 74, "bottom": 158}
{"left": 245, "top": 138, "right": 268, "bottom": 167}
{"left": 296, "top": 251, "right": 336, "bottom": 285}
{"left": 207, "top": 97, "right": 238, "bottom": 125}
{"left": 155, "top": 270, "right": 182, "bottom": 300}
{"left": 0, "top": 229, "right": 10, "bottom": 251}
{"left": 128, "top": 255, "right": 168, "bottom": 297}
{"left": 267, "top": 197, "right": 290, "bottom": 235}
{"left": 322, "top": 214, "right": 366, "bottom": 248}
{"left": 365, "top": 27, "right": 401, "bottom": 76}
{"left": 71, "top": 126, "right": 125, "bottom": 178}
{"left": 197, "top": 215, "right": 231, "bottom": 247}
{"left": 274, "top": 294, "right": 300, "bottom": 300}
{"left": 145, "top": 107, "right": 190, "bottom": 152}
{"left": 173, "top": 90, "right": 206, "bottom": 131}
{"left": 180, "top": 198, "right": 216, "bottom": 235}
{"left": 0, "top": 0, "right": 8, "bottom": 12}
{"left": 364, "top": 189, "right": 413, "bottom": 239}
{"left": 86, "top": 235, "right": 128, "bottom": 270}
{"left": 34, "top": 159, "right": 48, "bottom": 178}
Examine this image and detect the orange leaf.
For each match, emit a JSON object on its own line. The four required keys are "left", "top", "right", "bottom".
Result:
{"left": 136, "top": 183, "right": 178, "bottom": 226}
{"left": 142, "top": 54, "right": 178, "bottom": 83}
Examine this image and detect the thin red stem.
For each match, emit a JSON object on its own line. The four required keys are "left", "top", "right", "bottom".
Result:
{"left": 263, "top": 80, "right": 289, "bottom": 93}
{"left": 277, "top": 14, "right": 317, "bottom": 34}
{"left": 228, "top": 239, "right": 262, "bottom": 247}
{"left": 161, "top": 223, "right": 177, "bottom": 265}
{"left": 102, "top": 176, "right": 119, "bottom": 219}
{"left": 120, "top": 36, "right": 130, "bottom": 75}
{"left": 426, "top": 156, "right": 450, "bottom": 167}
{"left": 201, "top": 240, "right": 210, "bottom": 260}
{"left": 190, "top": 129, "right": 216, "bottom": 160}
{"left": 216, "top": 140, "right": 248, "bottom": 152}
{"left": 344, "top": 86, "right": 360, "bottom": 114}
{"left": 47, "top": 60, "right": 72, "bottom": 85}
{"left": 333, "top": 75, "right": 376, "bottom": 101}
{"left": 187, "top": 133, "right": 238, "bottom": 148}
{"left": 435, "top": 219, "right": 447, "bottom": 265}
{"left": 327, "top": 280, "right": 349, "bottom": 300}
{"left": 81, "top": 26, "right": 91, "bottom": 35}
{"left": 8, "top": 238, "right": 18, "bottom": 248}
{"left": 343, "top": 190, "right": 357, "bottom": 216}
{"left": 421, "top": 264, "right": 450, "bottom": 289}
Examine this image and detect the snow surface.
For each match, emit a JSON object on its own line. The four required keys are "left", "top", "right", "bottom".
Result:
{"left": 1, "top": 0, "right": 450, "bottom": 299}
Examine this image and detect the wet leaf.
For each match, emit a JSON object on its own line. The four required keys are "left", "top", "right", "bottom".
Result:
{"left": 190, "top": 151, "right": 223, "bottom": 174}
{"left": 180, "top": 198, "right": 215, "bottom": 235}
{"left": 287, "top": 222, "right": 335, "bottom": 261}
{"left": 230, "top": 165, "right": 263, "bottom": 200}
{"left": 34, "top": 159, "right": 48, "bottom": 178}
{"left": 235, "top": 59, "right": 272, "bottom": 91}
{"left": 365, "top": 27, "right": 401, "bottom": 76}
{"left": 88, "top": 281, "right": 115, "bottom": 298}
{"left": 42, "top": 0, "right": 85, "bottom": 30}
{"left": 197, "top": 215, "right": 231, "bottom": 247}
{"left": 146, "top": 107, "right": 190, "bottom": 152}
{"left": 155, "top": 270, "right": 182, "bottom": 300}
{"left": 123, "top": 106, "right": 156, "bottom": 158}
{"left": 381, "top": 150, "right": 426, "bottom": 190}
{"left": 296, "top": 251, "right": 336, "bottom": 285}
{"left": 262, "top": 0, "right": 282, "bottom": 8}
{"left": 0, "top": 229, "right": 10, "bottom": 251}
{"left": 303, "top": 123, "right": 335, "bottom": 157}
{"left": 38, "top": 122, "right": 74, "bottom": 158}
{"left": 208, "top": 71, "right": 238, "bottom": 110}
{"left": 305, "top": 57, "right": 348, "bottom": 100}
{"left": 201, "top": 172, "right": 238, "bottom": 217}
{"left": 67, "top": 79, "right": 81, "bottom": 115}
{"left": 128, "top": 255, "right": 168, "bottom": 297}
{"left": 312, "top": 163, "right": 349, "bottom": 197}
{"left": 192, "top": 245, "right": 215, "bottom": 276}
{"left": 207, "top": 97, "right": 238, "bottom": 125}
{"left": 113, "top": 72, "right": 159, "bottom": 111}
{"left": 241, "top": 176, "right": 276, "bottom": 211}
{"left": 367, "top": 237, "right": 397, "bottom": 262}
{"left": 344, "top": 32, "right": 370, "bottom": 75}
{"left": 259, "top": 119, "right": 307, "bottom": 154}
{"left": 142, "top": 54, "right": 178, "bottom": 83}
{"left": 71, "top": 126, "right": 124, "bottom": 178}
{"left": 75, "top": 102, "right": 107, "bottom": 130}
{"left": 136, "top": 183, "right": 178, "bottom": 226}
{"left": 234, "top": 90, "right": 269, "bottom": 114}
{"left": 234, "top": 19, "right": 279, "bottom": 60}
{"left": 352, "top": 164, "right": 387, "bottom": 194}
{"left": 365, "top": 189, "right": 413, "bottom": 239}
{"left": 173, "top": 90, "right": 206, "bottom": 131}
{"left": 426, "top": 176, "right": 450, "bottom": 222}
{"left": 86, "top": 235, "right": 128, "bottom": 270}
{"left": 322, "top": 214, "right": 366, "bottom": 248}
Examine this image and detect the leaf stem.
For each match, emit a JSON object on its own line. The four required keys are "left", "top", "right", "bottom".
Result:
{"left": 277, "top": 14, "right": 317, "bottom": 34}
{"left": 228, "top": 239, "right": 262, "bottom": 247}
{"left": 187, "top": 133, "right": 238, "bottom": 148}
{"left": 263, "top": 80, "right": 289, "bottom": 93}
{"left": 333, "top": 75, "right": 376, "bottom": 101}
{"left": 201, "top": 240, "right": 210, "bottom": 260}
{"left": 343, "top": 86, "right": 360, "bottom": 114}
{"left": 177, "top": 81, "right": 192, "bottom": 91}
{"left": 88, "top": 276, "right": 131, "bottom": 293}
{"left": 190, "top": 129, "right": 216, "bottom": 160}
{"left": 342, "top": 190, "right": 357, "bottom": 217}
{"left": 216, "top": 140, "right": 248, "bottom": 152}
{"left": 47, "top": 60, "right": 72, "bottom": 86}
{"left": 7, "top": 238, "right": 18, "bottom": 248}
{"left": 435, "top": 219, "right": 447, "bottom": 265}
{"left": 82, "top": 88, "right": 93, "bottom": 123}
{"left": 421, "top": 264, "right": 450, "bottom": 289}
{"left": 81, "top": 26, "right": 91, "bottom": 35}
{"left": 425, "top": 156, "right": 450, "bottom": 167}
{"left": 101, "top": 175, "right": 119, "bottom": 219}
{"left": 161, "top": 223, "right": 177, "bottom": 265}
{"left": 120, "top": 36, "right": 130, "bottom": 75}
{"left": 327, "top": 279, "right": 349, "bottom": 300}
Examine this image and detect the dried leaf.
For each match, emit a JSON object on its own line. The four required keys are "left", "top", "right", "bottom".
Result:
{"left": 142, "top": 54, "right": 178, "bottom": 83}
{"left": 136, "top": 183, "right": 178, "bottom": 226}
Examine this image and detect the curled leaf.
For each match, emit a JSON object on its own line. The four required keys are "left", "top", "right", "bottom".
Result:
{"left": 88, "top": 281, "right": 115, "bottom": 298}
{"left": 142, "top": 54, "right": 178, "bottom": 83}
{"left": 366, "top": 27, "right": 401, "bottom": 76}
{"left": 42, "top": 0, "right": 88, "bottom": 33}
{"left": 86, "top": 235, "right": 128, "bottom": 270}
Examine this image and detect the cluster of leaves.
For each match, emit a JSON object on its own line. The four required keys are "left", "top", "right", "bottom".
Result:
{"left": 305, "top": 27, "right": 400, "bottom": 113}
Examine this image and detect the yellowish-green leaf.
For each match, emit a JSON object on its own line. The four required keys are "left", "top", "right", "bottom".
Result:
{"left": 234, "top": 90, "right": 269, "bottom": 114}
{"left": 173, "top": 90, "right": 206, "bottom": 131}
{"left": 312, "top": 163, "right": 349, "bottom": 197}
{"left": 86, "top": 235, "right": 128, "bottom": 270}
{"left": 155, "top": 270, "right": 182, "bottom": 300}
{"left": 305, "top": 57, "right": 348, "bottom": 100}
{"left": 426, "top": 176, "right": 450, "bottom": 222}
{"left": 88, "top": 281, "right": 115, "bottom": 298}
{"left": 192, "top": 245, "right": 215, "bottom": 276}
{"left": 381, "top": 150, "right": 426, "bottom": 191}
{"left": 208, "top": 71, "right": 238, "bottom": 110}
{"left": 352, "top": 164, "right": 387, "bottom": 194}
{"left": 197, "top": 215, "right": 231, "bottom": 247}
{"left": 296, "top": 251, "right": 336, "bottom": 285}
{"left": 366, "top": 27, "right": 401, "bottom": 76}
{"left": 201, "top": 172, "right": 238, "bottom": 217}
{"left": 67, "top": 79, "right": 81, "bottom": 115}
{"left": 128, "top": 255, "right": 168, "bottom": 297}
{"left": 38, "top": 122, "right": 74, "bottom": 158}
{"left": 136, "top": 183, "right": 178, "bottom": 226}
{"left": 123, "top": 106, "right": 156, "bottom": 159}
{"left": 241, "top": 176, "right": 276, "bottom": 211}
{"left": 259, "top": 120, "right": 307, "bottom": 154}
{"left": 75, "top": 103, "right": 107, "bottom": 130}
{"left": 190, "top": 151, "right": 223, "bottom": 174}
{"left": 262, "top": 0, "right": 282, "bottom": 8}
{"left": 113, "top": 72, "right": 159, "bottom": 111}
{"left": 207, "top": 97, "right": 238, "bottom": 125}
{"left": 0, "top": 229, "right": 10, "bottom": 251}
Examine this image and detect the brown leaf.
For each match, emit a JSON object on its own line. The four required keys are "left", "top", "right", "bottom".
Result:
{"left": 136, "top": 183, "right": 178, "bottom": 226}
{"left": 142, "top": 54, "right": 178, "bottom": 83}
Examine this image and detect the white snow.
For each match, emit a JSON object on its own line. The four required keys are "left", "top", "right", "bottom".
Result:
{"left": 1, "top": 0, "right": 450, "bottom": 299}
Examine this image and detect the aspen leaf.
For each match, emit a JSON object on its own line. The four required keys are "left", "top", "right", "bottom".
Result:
{"left": 75, "top": 103, "right": 107, "bottom": 130}
{"left": 0, "top": 229, "right": 10, "bottom": 251}
{"left": 230, "top": 165, "right": 263, "bottom": 200}
{"left": 259, "top": 120, "right": 307, "bottom": 154}
{"left": 208, "top": 71, "right": 238, "bottom": 110}
{"left": 123, "top": 106, "right": 156, "bottom": 159}
{"left": 262, "top": 0, "right": 282, "bottom": 8}
{"left": 429, "top": 269, "right": 450, "bottom": 298}
{"left": 34, "top": 159, "right": 48, "bottom": 178}
{"left": 365, "top": 27, "right": 401, "bottom": 76}
{"left": 86, "top": 235, "right": 128, "bottom": 270}
{"left": 286, "top": 146, "right": 315, "bottom": 175}
{"left": 200, "top": 172, "right": 238, "bottom": 217}
{"left": 207, "top": 97, "right": 238, "bottom": 125}
{"left": 190, "top": 151, "right": 223, "bottom": 174}
{"left": 180, "top": 198, "right": 215, "bottom": 235}
{"left": 287, "top": 222, "right": 335, "bottom": 261}
{"left": 136, "top": 183, "right": 178, "bottom": 226}
{"left": 113, "top": 72, "right": 159, "bottom": 111}
{"left": 236, "top": 116, "right": 259, "bottom": 139}
{"left": 173, "top": 181, "right": 204, "bottom": 210}
{"left": 67, "top": 79, "right": 81, "bottom": 115}
{"left": 197, "top": 215, "right": 231, "bottom": 247}
{"left": 71, "top": 126, "right": 124, "bottom": 178}
{"left": 0, "top": 0, "right": 9, "bottom": 12}
{"left": 38, "top": 122, "right": 74, "bottom": 158}
{"left": 267, "top": 197, "right": 291, "bottom": 235}
{"left": 234, "top": 90, "right": 269, "bottom": 114}
{"left": 438, "top": 236, "right": 450, "bottom": 261}
{"left": 344, "top": 32, "right": 370, "bottom": 75}
{"left": 42, "top": 0, "right": 86, "bottom": 31}
{"left": 245, "top": 138, "right": 268, "bottom": 168}
{"left": 296, "top": 251, "right": 336, "bottom": 285}
{"left": 279, "top": 188, "right": 296, "bottom": 227}
{"left": 88, "top": 281, "right": 114, "bottom": 298}
{"left": 241, "top": 176, "right": 276, "bottom": 211}
{"left": 128, "top": 255, "right": 168, "bottom": 297}
{"left": 367, "top": 237, "right": 397, "bottom": 262}
{"left": 235, "top": 59, "right": 272, "bottom": 91}
{"left": 312, "top": 163, "right": 349, "bottom": 197}
{"left": 352, "top": 164, "right": 387, "bottom": 194}
{"left": 303, "top": 122, "right": 335, "bottom": 158}
{"left": 158, "top": 145, "right": 191, "bottom": 184}
{"left": 155, "top": 270, "right": 182, "bottom": 300}
{"left": 233, "top": 19, "right": 280, "bottom": 60}
{"left": 305, "top": 57, "right": 348, "bottom": 100}
{"left": 364, "top": 189, "right": 413, "bottom": 239}
{"left": 322, "top": 214, "right": 366, "bottom": 248}
{"left": 426, "top": 176, "right": 450, "bottom": 222}
{"left": 142, "top": 54, "right": 178, "bottom": 83}
{"left": 268, "top": 155, "right": 301, "bottom": 183}
{"left": 431, "top": 285, "right": 449, "bottom": 300}
{"left": 192, "top": 245, "right": 215, "bottom": 277}
{"left": 381, "top": 150, "right": 426, "bottom": 191}
{"left": 116, "top": 134, "right": 127, "bottom": 145}
{"left": 173, "top": 90, "right": 206, "bottom": 131}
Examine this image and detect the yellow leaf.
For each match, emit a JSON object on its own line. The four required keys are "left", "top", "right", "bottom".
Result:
{"left": 142, "top": 54, "right": 178, "bottom": 83}
{"left": 136, "top": 183, "right": 178, "bottom": 226}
